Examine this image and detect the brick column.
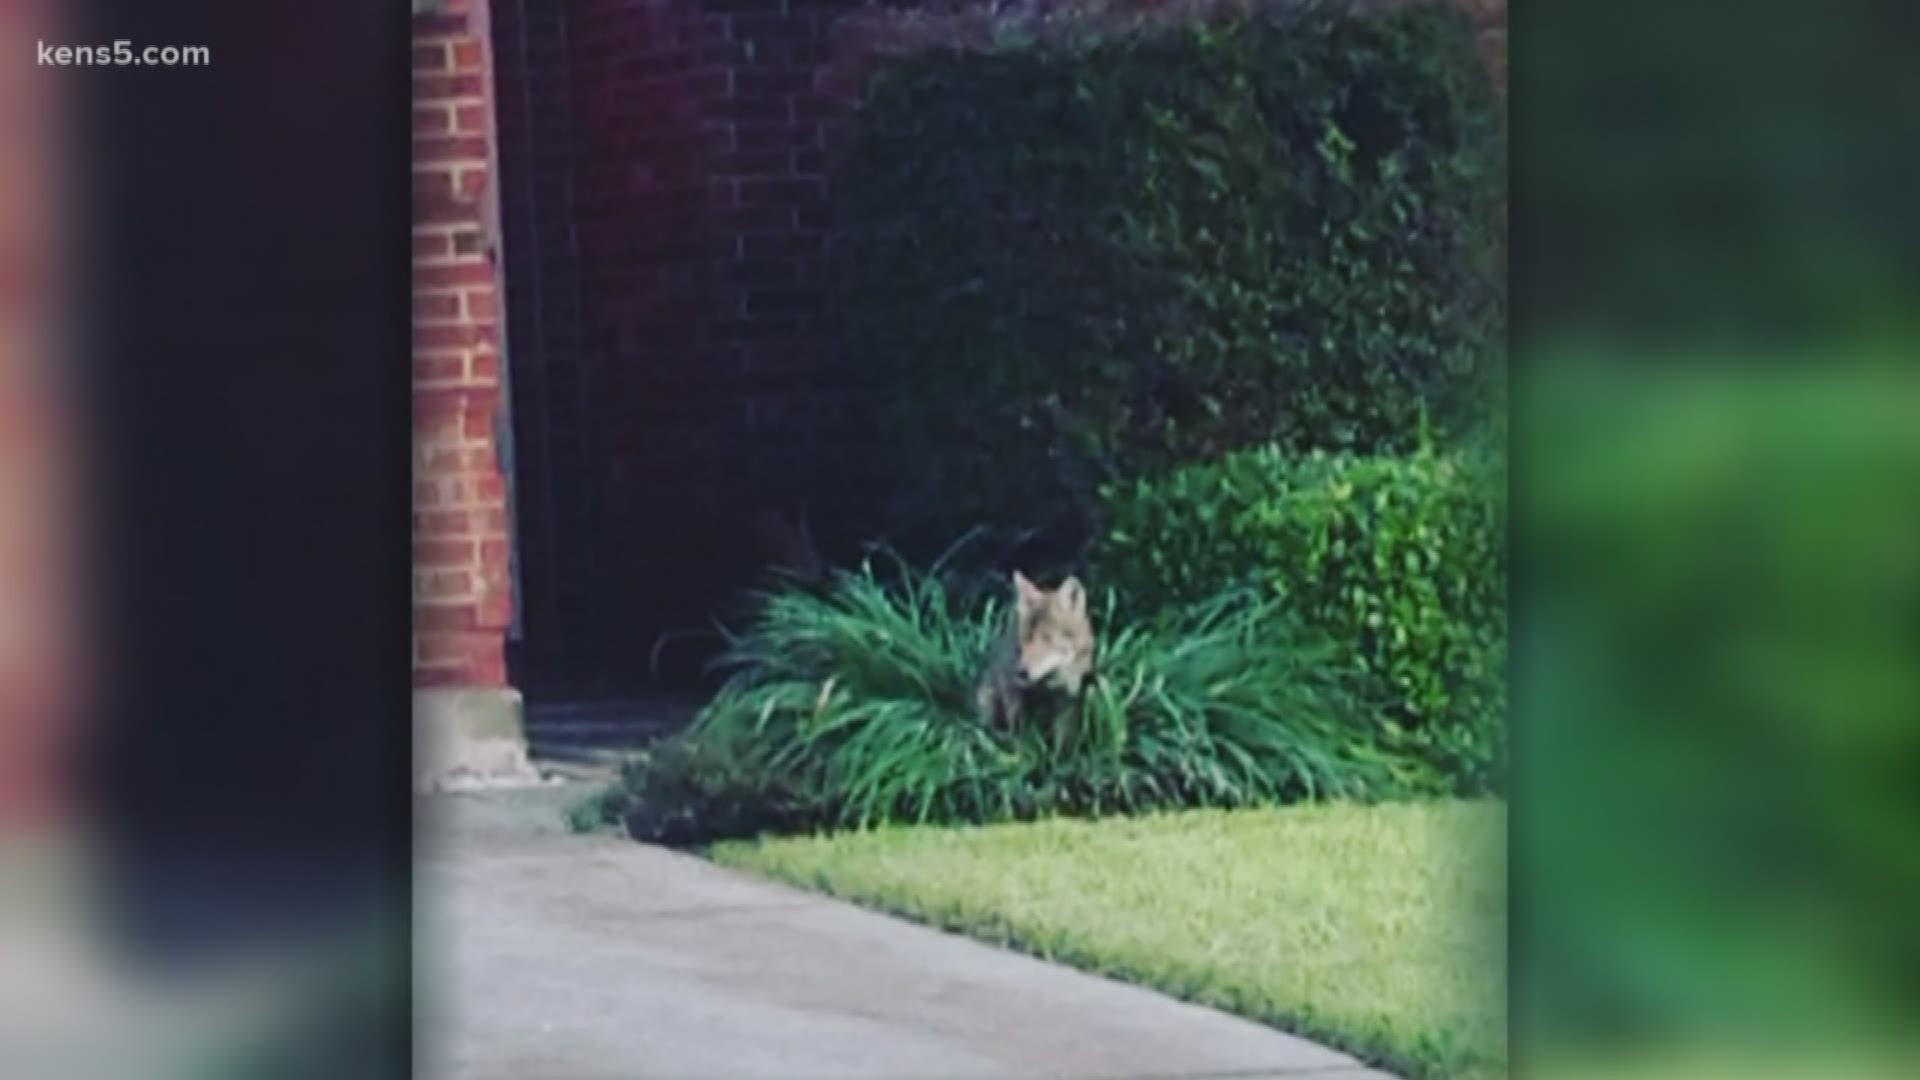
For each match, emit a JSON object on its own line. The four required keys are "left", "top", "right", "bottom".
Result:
{"left": 412, "top": 0, "right": 535, "bottom": 788}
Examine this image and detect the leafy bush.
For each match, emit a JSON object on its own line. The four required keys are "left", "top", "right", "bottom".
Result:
{"left": 836, "top": 0, "right": 1505, "bottom": 553}
{"left": 1097, "top": 443, "right": 1506, "bottom": 790}
{"left": 580, "top": 738, "right": 818, "bottom": 845}
{"left": 606, "top": 561, "right": 1426, "bottom": 843}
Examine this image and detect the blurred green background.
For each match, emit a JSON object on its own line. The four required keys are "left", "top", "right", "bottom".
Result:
{"left": 1516, "top": 2, "right": 1919, "bottom": 1076}
{"left": 1519, "top": 359, "right": 1919, "bottom": 1077}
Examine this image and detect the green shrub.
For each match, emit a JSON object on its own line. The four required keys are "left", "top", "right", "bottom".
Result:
{"left": 1097, "top": 443, "right": 1506, "bottom": 790}
{"left": 589, "top": 738, "right": 819, "bottom": 846}
{"left": 609, "top": 560, "right": 1426, "bottom": 843}
{"left": 836, "top": 0, "right": 1505, "bottom": 552}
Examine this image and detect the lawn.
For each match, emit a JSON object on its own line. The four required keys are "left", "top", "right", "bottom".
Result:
{"left": 712, "top": 799, "right": 1506, "bottom": 1080}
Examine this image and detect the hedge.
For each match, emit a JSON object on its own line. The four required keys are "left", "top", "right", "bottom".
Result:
{"left": 1095, "top": 442, "right": 1506, "bottom": 791}
{"left": 835, "top": 0, "right": 1506, "bottom": 555}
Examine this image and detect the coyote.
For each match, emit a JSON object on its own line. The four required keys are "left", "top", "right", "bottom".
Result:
{"left": 976, "top": 571, "right": 1096, "bottom": 731}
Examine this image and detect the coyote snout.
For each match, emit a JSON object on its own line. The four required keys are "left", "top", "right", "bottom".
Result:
{"left": 977, "top": 570, "right": 1095, "bottom": 731}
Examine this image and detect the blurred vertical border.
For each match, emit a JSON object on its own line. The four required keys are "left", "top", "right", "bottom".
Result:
{"left": 3, "top": 1, "right": 415, "bottom": 1077}
{"left": 1515, "top": 1, "right": 1920, "bottom": 1077}
{"left": 0, "top": 0, "right": 77, "bottom": 830}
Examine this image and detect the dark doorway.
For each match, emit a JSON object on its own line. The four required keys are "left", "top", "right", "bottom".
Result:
{"left": 487, "top": 0, "right": 864, "bottom": 727}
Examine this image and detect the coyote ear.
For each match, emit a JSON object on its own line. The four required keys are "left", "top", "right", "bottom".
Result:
{"left": 1056, "top": 576, "right": 1087, "bottom": 614}
{"left": 1012, "top": 570, "right": 1046, "bottom": 612}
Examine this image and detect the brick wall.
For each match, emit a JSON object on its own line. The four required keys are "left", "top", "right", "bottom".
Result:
{"left": 491, "top": 0, "right": 865, "bottom": 691}
{"left": 414, "top": 0, "right": 516, "bottom": 689}
{"left": 564, "top": 0, "right": 856, "bottom": 670}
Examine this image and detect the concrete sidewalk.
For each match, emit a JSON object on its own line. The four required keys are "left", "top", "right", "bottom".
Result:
{"left": 415, "top": 785, "right": 1397, "bottom": 1080}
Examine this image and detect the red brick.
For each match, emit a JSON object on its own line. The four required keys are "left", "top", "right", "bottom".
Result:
{"left": 415, "top": 73, "right": 485, "bottom": 100}
{"left": 716, "top": 204, "right": 798, "bottom": 232}
{"left": 423, "top": 448, "right": 493, "bottom": 472}
{"left": 729, "top": 259, "right": 798, "bottom": 287}
{"left": 409, "top": 0, "right": 509, "bottom": 690}
{"left": 743, "top": 232, "right": 826, "bottom": 259}
{"left": 734, "top": 68, "right": 815, "bottom": 98}
{"left": 415, "top": 510, "right": 476, "bottom": 538}
{"left": 416, "top": 263, "right": 495, "bottom": 289}
{"left": 700, "top": 96, "right": 788, "bottom": 125}
{"left": 416, "top": 630, "right": 497, "bottom": 666}
{"left": 474, "top": 592, "right": 513, "bottom": 632}
{"left": 415, "top": 198, "right": 477, "bottom": 227}
{"left": 411, "top": 664, "right": 465, "bottom": 688}
{"left": 463, "top": 290, "right": 499, "bottom": 320}
{"left": 446, "top": 478, "right": 490, "bottom": 507}
{"left": 414, "top": 385, "right": 497, "bottom": 420}
{"left": 790, "top": 93, "right": 842, "bottom": 125}
{"left": 683, "top": 70, "right": 732, "bottom": 101}
{"left": 417, "top": 570, "right": 473, "bottom": 599}
{"left": 712, "top": 148, "right": 792, "bottom": 178}
{"left": 792, "top": 148, "right": 826, "bottom": 175}
{"left": 414, "top": 169, "right": 477, "bottom": 222}
{"left": 730, "top": 15, "right": 807, "bottom": 44}
{"left": 415, "top": 539, "right": 477, "bottom": 567}
{"left": 414, "top": 323, "right": 497, "bottom": 350}
{"left": 413, "top": 232, "right": 453, "bottom": 260}
{"left": 785, "top": 38, "right": 831, "bottom": 67}
{"left": 734, "top": 122, "right": 819, "bottom": 151}
{"left": 414, "top": 633, "right": 506, "bottom": 685}
{"left": 745, "top": 288, "right": 823, "bottom": 317}
{"left": 414, "top": 604, "right": 479, "bottom": 631}
{"left": 414, "top": 135, "right": 492, "bottom": 163}
{"left": 739, "top": 178, "right": 823, "bottom": 206}
{"left": 414, "top": 293, "right": 462, "bottom": 320}
{"left": 413, "top": 106, "right": 453, "bottom": 136}
{"left": 462, "top": 409, "right": 495, "bottom": 444}
{"left": 412, "top": 13, "right": 473, "bottom": 37}
{"left": 413, "top": 356, "right": 466, "bottom": 383}
{"left": 472, "top": 656, "right": 508, "bottom": 686}
{"left": 413, "top": 169, "right": 456, "bottom": 202}
{"left": 480, "top": 538, "right": 511, "bottom": 568}
{"left": 474, "top": 655, "right": 509, "bottom": 686}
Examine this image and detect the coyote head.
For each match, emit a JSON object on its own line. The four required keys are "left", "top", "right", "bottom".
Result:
{"left": 1011, "top": 571, "right": 1095, "bottom": 694}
